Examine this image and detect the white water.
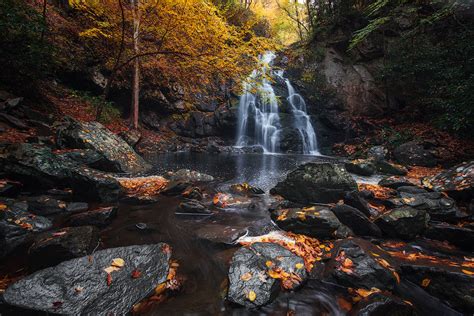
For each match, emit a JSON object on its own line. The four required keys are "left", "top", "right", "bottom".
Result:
{"left": 236, "top": 52, "right": 319, "bottom": 155}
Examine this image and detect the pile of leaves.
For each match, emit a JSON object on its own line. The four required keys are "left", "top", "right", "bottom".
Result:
{"left": 117, "top": 176, "right": 168, "bottom": 198}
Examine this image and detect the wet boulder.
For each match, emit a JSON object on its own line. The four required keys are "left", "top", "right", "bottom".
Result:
{"left": 3, "top": 244, "right": 171, "bottom": 315}
{"left": 26, "top": 195, "right": 88, "bottom": 216}
{"left": 271, "top": 206, "right": 343, "bottom": 239}
{"left": 426, "top": 161, "right": 473, "bottom": 200}
{"left": 56, "top": 149, "right": 118, "bottom": 173}
{"left": 70, "top": 166, "right": 122, "bottom": 203}
{"left": 373, "top": 160, "right": 408, "bottom": 176}
{"left": 167, "top": 169, "right": 214, "bottom": 183}
{"left": 227, "top": 242, "right": 307, "bottom": 307}
{"left": 119, "top": 129, "right": 141, "bottom": 148}
{"left": 424, "top": 222, "right": 474, "bottom": 251}
{"left": 345, "top": 159, "right": 376, "bottom": 176}
{"left": 375, "top": 206, "right": 429, "bottom": 240}
{"left": 175, "top": 199, "right": 211, "bottom": 215}
{"left": 397, "top": 186, "right": 428, "bottom": 194}
{"left": 331, "top": 204, "right": 381, "bottom": 237}
{"left": 379, "top": 176, "right": 415, "bottom": 189}
{"left": 29, "top": 226, "right": 99, "bottom": 269}
{"left": 350, "top": 292, "right": 417, "bottom": 316}
{"left": 401, "top": 264, "right": 474, "bottom": 314}
{"left": 367, "top": 146, "right": 387, "bottom": 162}
{"left": 181, "top": 186, "right": 203, "bottom": 200}
{"left": 344, "top": 190, "right": 372, "bottom": 217}
{"left": 279, "top": 128, "right": 304, "bottom": 153}
{"left": 270, "top": 162, "right": 358, "bottom": 204}
{"left": 393, "top": 141, "right": 437, "bottom": 167}
{"left": 67, "top": 207, "right": 118, "bottom": 227}
{"left": 0, "top": 199, "right": 52, "bottom": 257}
{"left": 56, "top": 118, "right": 151, "bottom": 174}
{"left": 327, "top": 239, "right": 396, "bottom": 290}
{"left": 230, "top": 183, "right": 264, "bottom": 196}
{"left": 194, "top": 223, "right": 247, "bottom": 245}
{"left": 161, "top": 181, "right": 190, "bottom": 196}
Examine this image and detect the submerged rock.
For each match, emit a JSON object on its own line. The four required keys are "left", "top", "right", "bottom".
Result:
{"left": 175, "top": 199, "right": 211, "bottom": 215}
{"left": 29, "top": 226, "right": 99, "bottom": 269}
{"left": 56, "top": 118, "right": 151, "bottom": 174}
{"left": 67, "top": 207, "right": 118, "bottom": 227}
{"left": 331, "top": 204, "right": 381, "bottom": 237}
{"left": 350, "top": 292, "right": 417, "bottom": 316}
{"left": 227, "top": 242, "right": 307, "bottom": 307}
{"left": 270, "top": 162, "right": 358, "bottom": 204}
{"left": 375, "top": 206, "right": 429, "bottom": 240}
{"left": 167, "top": 169, "right": 214, "bottom": 183}
{"left": 271, "top": 206, "right": 343, "bottom": 239}
{"left": 0, "top": 199, "right": 52, "bottom": 257}
{"left": 3, "top": 244, "right": 171, "bottom": 314}
{"left": 379, "top": 176, "right": 415, "bottom": 189}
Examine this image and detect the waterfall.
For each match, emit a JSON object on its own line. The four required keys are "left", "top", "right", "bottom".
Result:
{"left": 236, "top": 52, "right": 319, "bottom": 155}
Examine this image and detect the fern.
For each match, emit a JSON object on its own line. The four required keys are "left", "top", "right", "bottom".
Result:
{"left": 348, "top": 17, "right": 390, "bottom": 50}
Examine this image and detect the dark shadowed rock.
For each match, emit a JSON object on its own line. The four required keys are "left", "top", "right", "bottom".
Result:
{"left": 175, "top": 199, "right": 211, "bottom": 215}
{"left": 119, "top": 129, "right": 141, "bottom": 148}
{"left": 181, "top": 186, "right": 203, "bottom": 200}
{"left": 194, "top": 223, "right": 246, "bottom": 245}
{"left": 426, "top": 161, "right": 473, "bottom": 200}
{"left": 375, "top": 206, "right": 429, "bottom": 240}
{"left": 29, "top": 226, "right": 99, "bottom": 269}
{"left": 271, "top": 206, "right": 342, "bottom": 239}
{"left": 67, "top": 207, "right": 118, "bottom": 227}
{"left": 70, "top": 166, "right": 122, "bottom": 203}
{"left": 373, "top": 160, "right": 408, "bottom": 176}
{"left": 344, "top": 190, "right": 372, "bottom": 217}
{"left": 270, "top": 162, "right": 358, "bottom": 204}
{"left": 0, "top": 199, "right": 52, "bottom": 257}
{"left": 345, "top": 160, "right": 376, "bottom": 176}
{"left": 397, "top": 186, "right": 428, "bottom": 194}
{"left": 425, "top": 222, "right": 474, "bottom": 251}
{"left": 393, "top": 141, "right": 437, "bottom": 167}
{"left": 56, "top": 118, "right": 151, "bottom": 174}
{"left": 331, "top": 204, "right": 381, "bottom": 237}
{"left": 379, "top": 176, "right": 415, "bottom": 189}
{"left": 228, "top": 242, "right": 307, "bottom": 307}
{"left": 327, "top": 239, "right": 396, "bottom": 290}
{"left": 0, "top": 180, "right": 21, "bottom": 197}
{"left": 161, "top": 181, "right": 190, "bottom": 196}
{"left": 401, "top": 265, "right": 474, "bottom": 314}
{"left": 350, "top": 292, "right": 417, "bottom": 316}
{"left": 367, "top": 146, "right": 387, "bottom": 162}
{"left": 4, "top": 244, "right": 171, "bottom": 314}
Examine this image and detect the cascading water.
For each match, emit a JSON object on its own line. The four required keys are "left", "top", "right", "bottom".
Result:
{"left": 236, "top": 52, "right": 319, "bottom": 155}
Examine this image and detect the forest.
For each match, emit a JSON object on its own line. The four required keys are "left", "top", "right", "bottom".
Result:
{"left": 0, "top": 0, "right": 473, "bottom": 315}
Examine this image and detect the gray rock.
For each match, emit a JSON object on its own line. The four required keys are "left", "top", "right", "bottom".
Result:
{"left": 168, "top": 169, "right": 214, "bottom": 183}
{"left": 345, "top": 160, "right": 376, "bottom": 176}
{"left": 425, "top": 222, "right": 474, "bottom": 251}
{"left": 56, "top": 118, "right": 151, "bottom": 174}
{"left": 227, "top": 242, "right": 307, "bottom": 307}
{"left": 379, "top": 176, "right": 415, "bottom": 189}
{"left": 373, "top": 160, "right": 408, "bottom": 176}
{"left": 3, "top": 244, "right": 171, "bottom": 315}
{"left": 375, "top": 206, "right": 429, "bottom": 240}
{"left": 367, "top": 146, "right": 387, "bottom": 162}
{"left": 29, "top": 226, "right": 99, "bottom": 269}
{"left": 393, "top": 141, "right": 437, "bottom": 167}
{"left": 119, "top": 129, "right": 141, "bottom": 148}
{"left": 270, "top": 162, "right": 358, "bottom": 204}
{"left": 352, "top": 292, "right": 417, "bottom": 316}
{"left": 343, "top": 190, "right": 372, "bottom": 217}
{"left": 271, "top": 206, "right": 342, "bottom": 239}
{"left": 67, "top": 207, "right": 118, "bottom": 227}
{"left": 175, "top": 199, "right": 211, "bottom": 215}
{"left": 427, "top": 161, "right": 473, "bottom": 200}
{"left": 0, "top": 199, "right": 52, "bottom": 257}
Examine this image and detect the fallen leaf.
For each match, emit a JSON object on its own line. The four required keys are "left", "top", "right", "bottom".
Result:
{"left": 74, "top": 286, "right": 83, "bottom": 293}
{"left": 0, "top": 204, "right": 7, "bottom": 211}
{"left": 462, "top": 269, "right": 474, "bottom": 275}
{"left": 104, "top": 266, "right": 120, "bottom": 274}
{"left": 265, "top": 260, "right": 274, "bottom": 268}
{"left": 106, "top": 273, "right": 112, "bottom": 286}
{"left": 295, "top": 263, "right": 304, "bottom": 269}
{"left": 240, "top": 272, "right": 252, "bottom": 281}
{"left": 111, "top": 258, "right": 125, "bottom": 268}
{"left": 247, "top": 290, "right": 256, "bottom": 302}
{"left": 393, "top": 271, "right": 400, "bottom": 283}
{"left": 155, "top": 283, "right": 167, "bottom": 295}
{"left": 131, "top": 269, "right": 142, "bottom": 279}
{"left": 421, "top": 278, "right": 431, "bottom": 287}
{"left": 52, "top": 231, "right": 67, "bottom": 237}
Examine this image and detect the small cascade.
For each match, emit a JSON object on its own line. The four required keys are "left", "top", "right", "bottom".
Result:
{"left": 236, "top": 52, "right": 319, "bottom": 155}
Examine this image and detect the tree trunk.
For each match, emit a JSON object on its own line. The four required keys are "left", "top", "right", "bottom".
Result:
{"left": 131, "top": 0, "right": 140, "bottom": 130}
{"left": 294, "top": 0, "right": 303, "bottom": 40}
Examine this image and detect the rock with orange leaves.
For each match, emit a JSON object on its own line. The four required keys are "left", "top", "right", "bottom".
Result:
{"left": 427, "top": 161, "right": 473, "bottom": 200}
{"left": 227, "top": 242, "right": 307, "bottom": 307}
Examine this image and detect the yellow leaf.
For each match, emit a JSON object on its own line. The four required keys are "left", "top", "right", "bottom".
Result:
{"left": 247, "top": 290, "right": 256, "bottom": 302}
{"left": 295, "top": 263, "right": 304, "bottom": 269}
{"left": 265, "top": 261, "right": 274, "bottom": 268}
{"left": 0, "top": 204, "right": 7, "bottom": 211}
{"left": 104, "top": 266, "right": 120, "bottom": 274}
{"left": 421, "top": 278, "right": 431, "bottom": 287}
{"left": 462, "top": 269, "right": 474, "bottom": 275}
{"left": 112, "top": 258, "right": 125, "bottom": 268}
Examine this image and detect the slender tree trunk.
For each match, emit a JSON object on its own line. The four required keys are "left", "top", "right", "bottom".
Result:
{"left": 131, "top": 0, "right": 140, "bottom": 129}
{"left": 294, "top": 0, "right": 303, "bottom": 40}
{"left": 40, "top": 0, "right": 47, "bottom": 43}
{"left": 305, "top": 0, "right": 314, "bottom": 32}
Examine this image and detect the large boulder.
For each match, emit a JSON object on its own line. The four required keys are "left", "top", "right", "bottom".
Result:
{"left": 271, "top": 206, "right": 344, "bottom": 239}
{"left": 56, "top": 118, "right": 151, "bottom": 174}
{"left": 393, "top": 141, "right": 437, "bottom": 167}
{"left": 345, "top": 159, "right": 376, "bottom": 176}
{"left": 3, "top": 244, "right": 171, "bottom": 314}
{"left": 331, "top": 204, "right": 382, "bottom": 237}
{"left": 426, "top": 161, "right": 473, "bottom": 200}
{"left": 425, "top": 222, "right": 474, "bottom": 251}
{"left": 375, "top": 206, "right": 429, "bottom": 240}
{"left": 270, "top": 162, "right": 358, "bottom": 204}
{"left": 278, "top": 128, "right": 304, "bottom": 153}
{"left": 0, "top": 199, "right": 52, "bottom": 257}
{"left": 227, "top": 242, "right": 307, "bottom": 307}
{"left": 29, "top": 226, "right": 99, "bottom": 269}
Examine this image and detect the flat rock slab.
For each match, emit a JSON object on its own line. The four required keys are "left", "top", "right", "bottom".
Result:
{"left": 4, "top": 244, "right": 171, "bottom": 315}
